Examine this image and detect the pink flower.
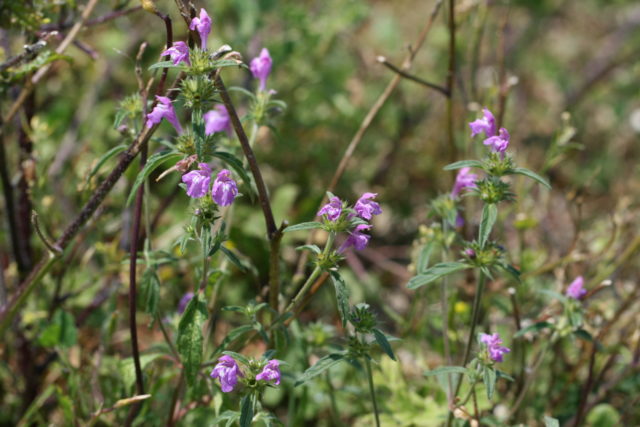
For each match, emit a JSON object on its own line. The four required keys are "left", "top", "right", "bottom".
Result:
{"left": 177, "top": 292, "right": 194, "bottom": 314}
{"left": 211, "top": 169, "right": 238, "bottom": 206}
{"left": 317, "top": 196, "right": 343, "bottom": 222}
{"left": 204, "top": 105, "right": 232, "bottom": 136}
{"left": 146, "top": 96, "right": 183, "bottom": 134}
{"left": 354, "top": 192, "right": 382, "bottom": 220}
{"left": 256, "top": 359, "right": 281, "bottom": 385}
{"left": 451, "top": 167, "right": 478, "bottom": 198}
{"left": 250, "top": 48, "right": 273, "bottom": 91}
{"left": 480, "top": 333, "right": 510, "bottom": 363}
{"left": 566, "top": 276, "right": 587, "bottom": 300}
{"left": 469, "top": 108, "right": 497, "bottom": 138}
{"left": 483, "top": 127, "right": 510, "bottom": 153}
{"left": 190, "top": 8, "right": 212, "bottom": 50}
{"left": 339, "top": 224, "right": 372, "bottom": 252}
{"left": 210, "top": 355, "right": 243, "bottom": 392}
{"left": 181, "top": 163, "right": 212, "bottom": 198}
{"left": 161, "top": 41, "right": 190, "bottom": 66}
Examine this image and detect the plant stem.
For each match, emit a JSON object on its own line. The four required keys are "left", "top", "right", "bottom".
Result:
{"left": 284, "top": 232, "right": 334, "bottom": 314}
{"left": 441, "top": 222, "right": 453, "bottom": 403}
{"left": 446, "top": 0, "right": 457, "bottom": 166}
{"left": 364, "top": 357, "right": 381, "bottom": 427}
{"left": 325, "top": 372, "right": 342, "bottom": 427}
{"left": 448, "top": 272, "right": 485, "bottom": 427}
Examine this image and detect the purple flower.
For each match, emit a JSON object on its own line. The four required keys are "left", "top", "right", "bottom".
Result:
{"left": 181, "top": 163, "right": 212, "bottom": 198}
{"left": 204, "top": 105, "right": 232, "bottom": 136}
{"left": 483, "top": 127, "right": 510, "bottom": 153}
{"left": 566, "top": 276, "right": 587, "bottom": 300}
{"left": 161, "top": 41, "right": 190, "bottom": 66}
{"left": 256, "top": 359, "right": 281, "bottom": 385}
{"left": 190, "top": 8, "right": 212, "bottom": 50}
{"left": 210, "top": 355, "right": 243, "bottom": 392}
{"left": 177, "top": 292, "right": 194, "bottom": 314}
{"left": 451, "top": 167, "right": 478, "bottom": 198}
{"left": 339, "top": 224, "right": 372, "bottom": 252}
{"left": 317, "top": 197, "right": 343, "bottom": 222}
{"left": 469, "top": 108, "right": 497, "bottom": 138}
{"left": 354, "top": 192, "right": 382, "bottom": 220}
{"left": 480, "top": 333, "right": 510, "bottom": 363}
{"left": 146, "top": 96, "right": 183, "bottom": 134}
{"left": 250, "top": 48, "right": 273, "bottom": 91}
{"left": 464, "top": 248, "right": 476, "bottom": 258}
{"left": 211, "top": 169, "right": 238, "bottom": 206}
{"left": 455, "top": 212, "right": 465, "bottom": 228}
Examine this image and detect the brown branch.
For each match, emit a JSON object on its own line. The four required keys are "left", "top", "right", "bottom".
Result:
{"left": 40, "top": 6, "right": 142, "bottom": 32}
{"left": 2, "top": 0, "right": 100, "bottom": 127}
{"left": 376, "top": 56, "right": 450, "bottom": 96}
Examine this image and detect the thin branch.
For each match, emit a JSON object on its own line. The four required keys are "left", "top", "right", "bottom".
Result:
{"left": 2, "top": 0, "right": 100, "bottom": 127}
{"left": 40, "top": 6, "right": 142, "bottom": 32}
{"left": 377, "top": 56, "right": 449, "bottom": 96}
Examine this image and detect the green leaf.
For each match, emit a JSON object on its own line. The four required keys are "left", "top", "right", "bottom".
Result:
{"left": 214, "top": 326, "right": 254, "bottom": 355}
{"left": 222, "top": 351, "right": 251, "bottom": 367}
{"left": 329, "top": 271, "right": 350, "bottom": 328}
{"left": 295, "top": 353, "right": 345, "bottom": 386}
{"left": 283, "top": 221, "right": 323, "bottom": 232}
{"left": 220, "top": 246, "right": 248, "bottom": 272}
{"left": 126, "top": 151, "right": 182, "bottom": 206}
{"left": 86, "top": 144, "right": 127, "bottom": 185}
{"left": 148, "top": 61, "right": 186, "bottom": 70}
{"left": 483, "top": 366, "right": 497, "bottom": 400}
{"left": 514, "top": 321, "right": 552, "bottom": 338}
{"left": 544, "top": 416, "right": 560, "bottom": 427}
{"left": 119, "top": 354, "right": 160, "bottom": 390}
{"left": 296, "top": 244, "right": 321, "bottom": 254}
{"left": 443, "top": 160, "right": 485, "bottom": 171}
{"left": 372, "top": 328, "right": 396, "bottom": 361}
{"left": 511, "top": 167, "right": 551, "bottom": 189}
{"left": 239, "top": 394, "right": 254, "bottom": 427}
{"left": 211, "top": 151, "right": 255, "bottom": 199}
{"left": 499, "top": 263, "right": 522, "bottom": 284}
{"left": 140, "top": 268, "right": 160, "bottom": 315}
{"left": 424, "top": 366, "right": 469, "bottom": 377}
{"left": 38, "top": 310, "right": 78, "bottom": 348}
{"left": 177, "top": 293, "right": 208, "bottom": 386}
{"left": 416, "top": 240, "right": 435, "bottom": 274}
{"left": 537, "top": 289, "right": 568, "bottom": 303}
{"left": 407, "top": 262, "right": 470, "bottom": 289}
{"left": 574, "top": 329, "right": 593, "bottom": 342}
{"left": 496, "top": 370, "right": 515, "bottom": 382}
{"left": 479, "top": 203, "right": 498, "bottom": 248}
{"left": 228, "top": 86, "right": 257, "bottom": 99}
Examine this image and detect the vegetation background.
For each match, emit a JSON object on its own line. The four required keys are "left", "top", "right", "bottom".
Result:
{"left": 1, "top": 0, "right": 639, "bottom": 425}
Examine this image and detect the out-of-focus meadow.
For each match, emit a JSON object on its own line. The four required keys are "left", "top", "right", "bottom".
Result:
{"left": 1, "top": 0, "right": 639, "bottom": 425}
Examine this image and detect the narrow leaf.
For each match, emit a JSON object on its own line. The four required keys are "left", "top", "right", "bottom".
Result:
{"left": 239, "top": 395, "right": 254, "bottom": 427}
{"left": 443, "top": 160, "right": 485, "bottom": 171}
{"left": 329, "top": 271, "right": 350, "bottom": 328}
{"left": 479, "top": 203, "right": 498, "bottom": 248}
{"left": 222, "top": 351, "right": 252, "bottom": 367}
{"left": 148, "top": 61, "right": 186, "bottom": 70}
{"left": 296, "top": 244, "right": 321, "bottom": 254}
{"left": 295, "top": 353, "right": 345, "bottom": 386}
{"left": 220, "top": 246, "right": 247, "bottom": 272}
{"left": 544, "top": 416, "right": 560, "bottom": 427}
{"left": 483, "top": 366, "right": 497, "bottom": 400}
{"left": 514, "top": 321, "right": 552, "bottom": 338}
{"left": 214, "top": 325, "right": 254, "bottom": 353}
{"left": 140, "top": 268, "right": 160, "bottom": 315}
{"left": 372, "top": 328, "right": 396, "bottom": 361}
{"left": 126, "top": 151, "right": 182, "bottom": 206}
{"left": 283, "top": 222, "right": 323, "bottom": 233}
{"left": 86, "top": 145, "right": 127, "bottom": 185}
{"left": 407, "top": 262, "right": 470, "bottom": 290}
{"left": 177, "top": 293, "right": 208, "bottom": 386}
{"left": 512, "top": 167, "right": 551, "bottom": 189}
{"left": 424, "top": 366, "right": 469, "bottom": 376}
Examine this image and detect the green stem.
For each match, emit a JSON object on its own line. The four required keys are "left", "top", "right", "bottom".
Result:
{"left": 364, "top": 357, "right": 381, "bottom": 427}
{"left": 325, "top": 372, "right": 342, "bottom": 427}
{"left": 283, "top": 232, "right": 335, "bottom": 315}
{"left": 198, "top": 228, "right": 210, "bottom": 293}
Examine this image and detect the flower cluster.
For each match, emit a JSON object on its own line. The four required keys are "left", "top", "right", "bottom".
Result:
{"left": 469, "top": 107, "right": 510, "bottom": 155}
{"left": 182, "top": 165, "right": 238, "bottom": 206}
{"left": 210, "top": 355, "right": 281, "bottom": 393}
{"left": 316, "top": 192, "right": 382, "bottom": 252}
{"left": 480, "top": 332, "right": 510, "bottom": 363}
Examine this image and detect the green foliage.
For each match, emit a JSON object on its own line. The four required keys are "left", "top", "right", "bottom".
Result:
{"left": 177, "top": 293, "right": 208, "bottom": 386}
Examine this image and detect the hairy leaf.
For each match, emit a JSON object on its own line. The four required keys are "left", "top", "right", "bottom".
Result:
{"left": 177, "top": 293, "right": 208, "bottom": 386}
